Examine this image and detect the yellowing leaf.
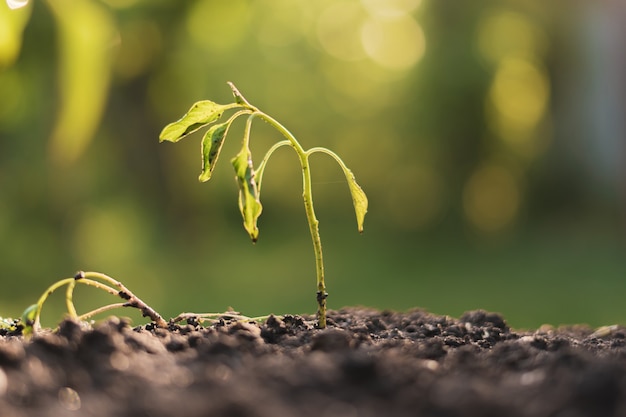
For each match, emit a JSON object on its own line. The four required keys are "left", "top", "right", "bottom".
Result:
{"left": 345, "top": 169, "right": 368, "bottom": 233}
{"left": 159, "top": 101, "right": 231, "bottom": 143}
{"left": 308, "top": 147, "right": 368, "bottom": 233}
{"left": 231, "top": 146, "right": 262, "bottom": 242}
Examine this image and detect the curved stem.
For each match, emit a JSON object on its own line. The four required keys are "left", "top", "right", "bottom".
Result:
{"left": 32, "top": 271, "right": 167, "bottom": 334}
{"left": 78, "top": 278, "right": 121, "bottom": 296}
{"left": 77, "top": 303, "right": 127, "bottom": 322}
{"left": 33, "top": 277, "right": 76, "bottom": 331}
{"left": 307, "top": 147, "right": 349, "bottom": 170}
{"left": 65, "top": 280, "right": 78, "bottom": 319}
{"left": 256, "top": 140, "right": 291, "bottom": 192}
{"left": 252, "top": 111, "right": 327, "bottom": 328}
{"left": 226, "top": 84, "right": 329, "bottom": 328}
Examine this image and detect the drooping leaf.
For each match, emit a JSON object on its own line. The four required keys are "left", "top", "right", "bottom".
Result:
{"left": 159, "top": 101, "right": 231, "bottom": 143}
{"left": 344, "top": 168, "right": 368, "bottom": 233}
{"left": 231, "top": 146, "right": 262, "bottom": 242}
{"left": 309, "top": 148, "right": 369, "bottom": 233}
{"left": 199, "top": 121, "right": 230, "bottom": 182}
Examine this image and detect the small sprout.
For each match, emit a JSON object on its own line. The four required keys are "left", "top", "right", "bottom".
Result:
{"left": 20, "top": 304, "right": 39, "bottom": 336}
{"left": 159, "top": 82, "right": 368, "bottom": 328}
{"left": 22, "top": 271, "right": 167, "bottom": 336}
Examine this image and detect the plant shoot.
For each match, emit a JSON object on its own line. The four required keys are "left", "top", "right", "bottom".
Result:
{"left": 159, "top": 82, "right": 368, "bottom": 328}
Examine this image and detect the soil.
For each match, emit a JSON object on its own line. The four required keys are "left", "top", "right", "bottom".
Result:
{"left": 0, "top": 308, "right": 625, "bottom": 417}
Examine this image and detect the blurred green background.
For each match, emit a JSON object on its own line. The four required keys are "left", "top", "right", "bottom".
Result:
{"left": 1, "top": 0, "right": 625, "bottom": 329}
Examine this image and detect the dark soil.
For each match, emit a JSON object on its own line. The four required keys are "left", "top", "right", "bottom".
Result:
{"left": 1, "top": 308, "right": 625, "bottom": 417}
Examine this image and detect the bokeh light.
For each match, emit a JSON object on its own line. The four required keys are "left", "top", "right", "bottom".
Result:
{"left": 0, "top": 0, "right": 624, "bottom": 329}
{"left": 256, "top": 0, "right": 308, "bottom": 47}
{"left": 478, "top": 8, "right": 551, "bottom": 159}
{"left": 316, "top": 1, "right": 367, "bottom": 62}
{"left": 477, "top": 9, "right": 548, "bottom": 64}
{"left": 186, "top": 0, "right": 252, "bottom": 53}
{"left": 487, "top": 57, "right": 550, "bottom": 156}
{"left": 386, "top": 163, "right": 445, "bottom": 230}
{"left": 0, "top": 0, "right": 31, "bottom": 66}
{"left": 361, "top": 0, "right": 422, "bottom": 18}
{"left": 114, "top": 19, "right": 161, "bottom": 80}
{"left": 463, "top": 164, "right": 521, "bottom": 233}
{"left": 361, "top": 13, "right": 425, "bottom": 71}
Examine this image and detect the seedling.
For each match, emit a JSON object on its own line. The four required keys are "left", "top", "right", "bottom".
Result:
{"left": 19, "top": 271, "right": 167, "bottom": 336}
{"left": 159, "top": 82, "right": 368, "bottom": 328}
{"left": 5, "top": 271, "right": 270, "bottom": 336}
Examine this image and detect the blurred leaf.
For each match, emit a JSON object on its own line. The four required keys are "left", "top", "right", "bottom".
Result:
{"left": 199, "top": 121, "right": 230, "bottom": 182}
{"left": 160, "top": 101, "right": 233, "bottom": 143}
{"left": 231, "top": 146, "right": 262, "bottom": 242}
{"left": 0, "top": 0, "right": 32, "bottom": 67}
{"left": 46, "top": 0, "right": 116, "bottom": 165}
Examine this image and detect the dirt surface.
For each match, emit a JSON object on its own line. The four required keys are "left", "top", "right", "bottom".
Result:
{"left": 0, "top": 308, "right": 625, "bottom": 417}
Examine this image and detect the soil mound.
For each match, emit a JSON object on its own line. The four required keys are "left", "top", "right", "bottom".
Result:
{"left": 0, "top": 308, "right": 624, "bottom": 417}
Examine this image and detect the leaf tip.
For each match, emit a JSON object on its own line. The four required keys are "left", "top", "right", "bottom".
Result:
{"left": 158, "top": 128, "right": 171, "bottom": 143}
{"left": 198, "top": 172, "right": 211, "bottom": 183}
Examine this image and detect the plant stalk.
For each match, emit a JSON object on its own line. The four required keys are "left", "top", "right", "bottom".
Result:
{"left": 253, "top": 111, "right": 328, "bottom": 328}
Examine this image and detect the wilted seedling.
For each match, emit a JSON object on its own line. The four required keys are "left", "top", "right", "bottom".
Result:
{"left": 20, "top": 271, "right": 167, "bottom": 336}
{"left": 159, "top": 82, "right": 368, "bottom": 328}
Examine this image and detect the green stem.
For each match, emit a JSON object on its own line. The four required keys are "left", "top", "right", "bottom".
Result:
{"left": 65, "top": 280, "right": 78, "bottom": 318}
{"left": 33, "top": 277, "right": 76, "bottom": 331}
{"left": 33, "top": 275, "right": 123, "bottom": 331}
{"left": 77, "top": 303, "right": 127, "bottom": 322}
{"left": 307, "top": 147, "right": 350, "bottom": 170}
{"left": 226, "top": 82, "right": 329, "bottom": 328}
{"left": 252, "top": 111, "right": 328, "bottom": 328}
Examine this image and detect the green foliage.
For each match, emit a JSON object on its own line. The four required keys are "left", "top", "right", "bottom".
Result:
{"left": 159, "top": 82, "right": 368, "bottom": 327}
{"left": 231, "top": 140, "right": 263, "bottom": 242}
{"left": 199, "top": 122, "right": 230, "bottom": 182}
{"left": 159, "top": 101, "right": 236, "bottom": 143}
